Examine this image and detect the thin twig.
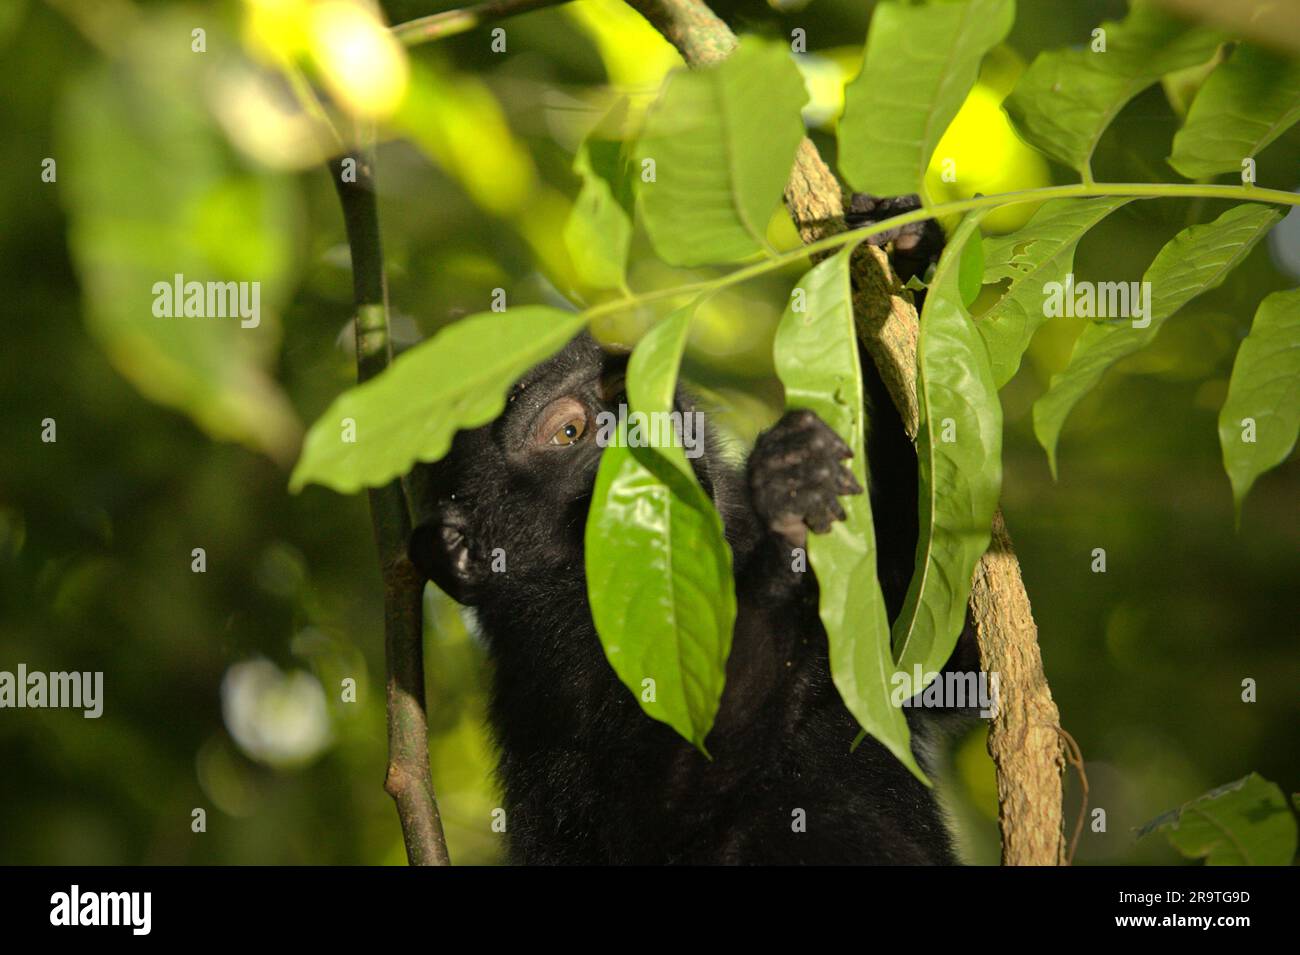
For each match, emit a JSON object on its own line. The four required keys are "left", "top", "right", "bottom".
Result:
{"left": 392, "top": 0, "right": 566, "bottom": 46}
{"left": 572, "top": 183, "right": 1296, "bottom": 326}
{"left": 1054, "top": 725, "right": 1088, "bottom": 866}
{"left": 329, "top": 148, "right": 451, "bottom": 866}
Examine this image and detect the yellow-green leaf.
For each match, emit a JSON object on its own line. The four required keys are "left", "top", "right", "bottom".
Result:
{"left": 1170, "top": 43, "right": 1300, "bottom": 179}
{"left": 1218, "top": 287, "right": 1300, "bottom": 517}
{"left": 290, "top": 307, "right": 585, "bottom": 493}
{"left": 1033, "top": 203, "right": 1281, "bottom": 476}
{"left": 635, "top": 37, "right": 807, "bottom": 266}
{"left": 839, "top": 0, "right": 1014, "bottom": 199}
{"left": 1005, "top": 4, "right": 1224, "bottom": 179}
{"left": 585, "top": 309, "right": 736, "bottom": 751}
{"left": 58, "top": 17, "right": 301, "bottom": 463}
{"left": 978, "top": 197, "right": 1133, "bottom": 388}
{"left": 1137, "top": 773, "right": 1298, "bottom": 866}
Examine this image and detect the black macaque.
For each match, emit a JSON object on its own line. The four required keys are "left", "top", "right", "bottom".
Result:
{"left": 408, "top": 203, "right": 969, "bottom": 865}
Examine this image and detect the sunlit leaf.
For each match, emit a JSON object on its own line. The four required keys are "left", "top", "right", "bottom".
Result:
{"left": 393, "top": 59, "right": 536, "bottom": 217}
{"left": 58, "top": 17, "right": 301, "bottom": 464}
{"left": 1136, "top": 773, "right": 1297, "bottom": 865}
{"left": 623, "top": 308, "right": 694, "bottom": 476}
{"left": 635, "top": 37, "right": 807, "bottom": 266}
{"left": 978, "top": 197, "right": 1133, "bottom": 388}
{"left": 565, "top": 0, "right": 682, "bottom": 97}
{"left": 563, "top": 128, "right": 633, "bottom": 290}
{"left": 838, "top": 0, "right": 1014, "bottom": 199}
{"left": 290, "top": 307, "right": 585, "bottom": 493}
{"left": 586, "top": 309, "right": 736, "bottom": 751}
{"left": 1169, "top": 43, "right": 1300, "bottom": 179}
{"left": 1033, "top": 204, "right": 1281, "bottom": 476}
{"left": 773, "top": 245, "right": 926, "bottom": 784}
{"left": 1005, "top": 4, "right": 1224, "bottom": 178}
{"left": 1218, "top": 287, "right": 1300, "bottom": 517}
{"left": 893, "top": 213, "right": 1002, "bottom": 681}
{"left": 922, "top": 81, "right": 1053, "bottom": 235}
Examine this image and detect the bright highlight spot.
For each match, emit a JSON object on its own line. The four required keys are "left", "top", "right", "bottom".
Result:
{"left": 221, "top": 658, "right": 332, "bottom": 768}
{"left": 308, "top": 0, "right": 409, "bottom": 119}
{"left": 925, "top": 83, "right": 1050, "bottom": 233}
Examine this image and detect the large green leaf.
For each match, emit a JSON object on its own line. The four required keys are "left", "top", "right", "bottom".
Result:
{"left": 58, "top": 16, "right": 301, "bottom": 463}
{"left": 978, "top": 197, "right": 1133, "bottom": 388}
{"left": 1033, "top": 204, "right": 1281, "bottom": 476}
{"left": 774, "top": 246, "right": 926, "bottom": 783}
{"left": 634, "top": 37, "right": 807, "bottom": 266}
{"left": 1218, "top": 287, "right": 1300, "bottom": 516}
{"left": 290, "top": 307, "right": 585, "bottom": 493}
{"left": 839, "top": 0, "right": 1014, "bottom": 199}
{"left": 1170, "top": 44, "right": 1300, "bottom": 179}
{"left": 1005, "top": 4, "right": 1224, "bottom": 179}
{"left": 1136, "top": 774, "right": 1297, "bottom": 866}
{"left": 564, "top": 103, "right": 634, "bottom": 290}
{"left": 585, "top": 309, "right": 736, "bottom": 751}
{"left": 892, "top": 213, "right": 1002, "bottom": 682}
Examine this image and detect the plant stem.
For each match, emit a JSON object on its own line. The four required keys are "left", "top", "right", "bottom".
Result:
{"left": 392, "top": 0, "right": 566, "bottom": 45}
{"left": 579, "top": 182, "right": 1299, "bottom": 324}
{"left": 329, "top": 149, "right": 451, "bottom": 866}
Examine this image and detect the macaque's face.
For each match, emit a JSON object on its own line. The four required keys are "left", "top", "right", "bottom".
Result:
{"left": 409, "top": 334, "right": 628, "bottom": 604}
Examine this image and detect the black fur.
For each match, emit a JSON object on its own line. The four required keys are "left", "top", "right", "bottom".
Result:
{"left": 846, "top": 193, "right": 946, "bottom": 285}
{"left": 409, "top": 331, "right": 963, "bottom": 864}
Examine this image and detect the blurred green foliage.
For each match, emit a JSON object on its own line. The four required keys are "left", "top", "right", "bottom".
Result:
{"left": 0, "top": 0, "right": 1295, "bottom": 865}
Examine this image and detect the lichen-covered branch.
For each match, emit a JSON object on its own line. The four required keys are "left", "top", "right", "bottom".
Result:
{"left": 624, "top": 0, "right": 1065, "bottom": 865}
{"left": 329, "top": 152, "right": 451, "bottom": 866}
{"left": 624, "top": 0, "right": 735, "bottom": 65}
{"left": 973, "top": 515, "right": 1066, "bottom": 865}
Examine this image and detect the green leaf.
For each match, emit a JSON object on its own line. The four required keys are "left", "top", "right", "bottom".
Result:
{"left": 290, "top": 307, "right": 585, "bottom": 493}
{"left": 957, "top": 227, "right": 985, "bottom": 309}
{"left": 394, "top": 59, "right": 537, "bottom": 217}
{"left": 622, "top": 309, "right": 695, "bottom": 477}
{"left": 1170, "top": 43, "right": 1300, "bottom": 179}
{"left": 839, "top": 0, "right": 1014, "bottom": 198}
{"left": 563, "top": 101, "right": 635, "bottom": 290}
{"left": 58, "top": 17, "right": 302, "bottom": 464}
{"left": 585, "top": 309, "right": 736, "bottom": 751}
{"left": 635, "top": 37, "right": 807, "bottom": 266}
{"left": 978, "top": 197, "right": 1133, "bottom": 388}
{"left": 1033, "top": 203, "right": 1281, "bottom": 476}
{"left": 1218, "top": 287, "right": 1300, "bottom": 516}
{"left": 1136, "top": 773, "right": 1298, "bottom": 866}
{"left": 564, "top": 138, "right": 633, "bottom": 289}
{"left": 1005, "top": 4, "right": 1224, "bottom": 179}
{"left": 774, "top": 245, "right": 926, "bottom": 784}
{"left": 893, "top": 213, "right": 1002, "bottom": 681}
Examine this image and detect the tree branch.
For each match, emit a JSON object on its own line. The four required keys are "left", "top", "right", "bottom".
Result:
{"left": 624, "top": 0, "right": 1065, "bottom": 865}
{"left": 329, "top": 150, "right": 451, "bottom": 866}
{"left": 392, "top": 0, "right": 566, "bottom": 46}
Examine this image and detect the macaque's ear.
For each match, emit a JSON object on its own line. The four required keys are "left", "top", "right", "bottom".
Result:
{"left": 409, "top": 515, "right": 487, "bottom": 605}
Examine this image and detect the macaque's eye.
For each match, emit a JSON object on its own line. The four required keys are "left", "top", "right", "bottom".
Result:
{"left": 551, "top": 417, "right": 586, "bottom": 445}
{"left": 535, "top": 397, "right": 590, "bottom": 448}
